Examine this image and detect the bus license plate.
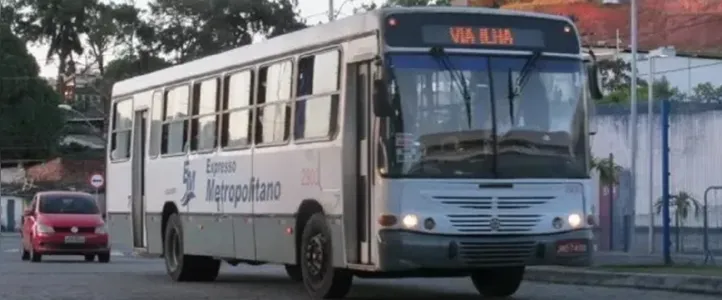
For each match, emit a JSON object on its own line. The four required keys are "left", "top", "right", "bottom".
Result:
{"left": 556, "top": 240, "right": 587, "bottom": 254}
{"left": 64, "top": 235, "right": 86, "bottom": 244}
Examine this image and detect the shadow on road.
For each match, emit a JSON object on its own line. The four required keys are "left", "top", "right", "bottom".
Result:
{"left": 170, "top": 272, "right": 497, "bottom": 300}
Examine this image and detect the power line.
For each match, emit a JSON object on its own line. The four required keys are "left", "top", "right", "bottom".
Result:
{"left": 639, "top": 60, "right": 722, "bottom": 76}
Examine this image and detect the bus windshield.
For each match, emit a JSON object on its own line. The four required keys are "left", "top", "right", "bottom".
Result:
{"left": 380, "top": 53, "right": 588, "bottom": 179}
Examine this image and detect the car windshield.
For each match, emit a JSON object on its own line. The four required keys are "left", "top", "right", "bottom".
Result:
{"left": 380, "top": 53, "right": 588, "bottom": 179}
{"left": 39, "top": 195, "right": 100, "bottom": 214}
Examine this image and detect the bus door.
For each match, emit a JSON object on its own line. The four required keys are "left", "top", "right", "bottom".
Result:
{"left": 351, "top": 61, "right": 374, "bottom": 264}
{"left": 131, "top": 109, "right": 148, "bottom": 250}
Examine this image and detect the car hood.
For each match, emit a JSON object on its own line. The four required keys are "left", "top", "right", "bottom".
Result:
{"left": 37, "top": 214, "right": 103, "bottom": 227}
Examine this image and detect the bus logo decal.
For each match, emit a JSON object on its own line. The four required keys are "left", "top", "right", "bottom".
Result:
{"left": 179, "top": 160, "right": 197, "bottom": 207}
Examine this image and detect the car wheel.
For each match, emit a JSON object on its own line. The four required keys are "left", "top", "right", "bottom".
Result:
{"left": 300, "top": 213, "right": 353, "bottom": 299}
{"left": 84, "top": 254, "right": 95, "bottom": 262}
{"left": 21, "top": 248, "right": 30, "bottom": 261}
{"left": 98, "top": 252, "right": 110, "bottom": 263}
{"left": 30, "top": 246, "right": 42, "bottom": 263}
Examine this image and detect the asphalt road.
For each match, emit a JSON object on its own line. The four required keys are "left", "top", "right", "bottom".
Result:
{"left": 1, "top": 234, "right": 719, "bottom": 300}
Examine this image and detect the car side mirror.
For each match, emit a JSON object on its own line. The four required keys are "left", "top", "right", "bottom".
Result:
{"left": 102, "top": 213, "right": 107, "bottom": 220}
{"left": 372, "top": 79, "right": 393, "bottom": 117}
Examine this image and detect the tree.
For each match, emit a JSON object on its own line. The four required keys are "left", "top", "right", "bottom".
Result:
{"left": 689, "top": 82, "right": 722, "bottom": 103}
{"left": 13, "top": 0, "right": 97, "bottom": 90}
{"left": 103, "top": 53, "right": 172, "bottom": 85}
{"left": 600, "top": 74, "right": 682, "bottom": 104}
{"left": 356, "top": 0, "right": 452, "bottom": 12}
{"left": 598, "top": 58, "right": 638, "bottom": 92}
{"left": 146, "top": 0, "right": 306, "bottom": 64}
{"left": 0, "top": 24, "right": 65, "bottom": 162}
{"left": 591, "top": 156, "right": 622, "bottom": 185}
{"left": 654, "top": 191, "right": 702, "bottom": 252}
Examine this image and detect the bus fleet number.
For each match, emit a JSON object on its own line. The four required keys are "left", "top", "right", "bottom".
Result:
{"left": 301, "top": 168, "right": 319, "bottom": 186}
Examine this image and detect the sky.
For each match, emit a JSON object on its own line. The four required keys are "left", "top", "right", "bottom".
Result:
{"left": 30, "top": 0, "right": 386, "bottom": 78}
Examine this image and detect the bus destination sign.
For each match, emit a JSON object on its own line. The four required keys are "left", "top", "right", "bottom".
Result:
{"left": 383, "top": 13, "right": 579, "bottom": 54}
{"left": 423, "top": 25, "right": 545, "bottom": 48}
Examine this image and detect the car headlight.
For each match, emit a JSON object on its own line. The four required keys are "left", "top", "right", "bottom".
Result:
{"left": 35, "top": 223, "right": 54, "bottom": 234}
{"left": 95, "top": 224, "right": 108, "bottom": 234}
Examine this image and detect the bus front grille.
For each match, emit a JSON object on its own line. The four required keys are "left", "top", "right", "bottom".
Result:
{"left": 448, "top": 214, "right": 542, "bottom": 233}
{"left": 458, "top": 241, "right": 535, "bottom": 266}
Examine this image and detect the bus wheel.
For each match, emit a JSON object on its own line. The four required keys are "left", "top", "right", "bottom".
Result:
{"left": 164, "top": 213, "right": 221, "bottom": 282}
{"left": 285, "top": 264, "right": 302, "bottom": 282}
{"left": 470, "top": 266, "right": 525, "bottom": 298}
{"left": 300, "top": 213, "right": 352, "bottom": 299}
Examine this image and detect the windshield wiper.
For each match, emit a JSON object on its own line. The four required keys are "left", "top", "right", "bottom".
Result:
{"left": 430, "top": 46, "right": 472, "bottom": 129}
{"left": 506, "top": 51, "right": 542, "bottom": 124}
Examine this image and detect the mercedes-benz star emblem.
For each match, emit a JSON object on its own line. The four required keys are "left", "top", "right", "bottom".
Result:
{"left": 71, "top": 226, "right": 78, "bottom": 233}
{"left": 489, "top": 218, "right": 501, "bottom": 231}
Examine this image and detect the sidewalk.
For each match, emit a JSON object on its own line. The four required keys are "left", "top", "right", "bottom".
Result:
{"left": 525, "top": 251, "right": 722, "bottom": 295}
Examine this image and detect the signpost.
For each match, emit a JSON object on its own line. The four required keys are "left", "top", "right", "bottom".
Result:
{"left": 89, "top": 173, "right": 104, "bottom": 218}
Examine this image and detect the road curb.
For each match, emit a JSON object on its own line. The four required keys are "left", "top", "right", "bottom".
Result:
{"left": 525, "top": 266, "right": 722, "bottom": 295}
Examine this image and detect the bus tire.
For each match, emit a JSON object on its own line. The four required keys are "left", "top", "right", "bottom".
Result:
{"left": 163, "top": 213, "right": 221, "bottom": 282}
{"left": 285, "top": 264, "right": 303, "bottom": 282}
{"left": 470, "top": 266, "right": 525, "bottom": 298}
{"left": 300, "top": 213, "right": 353, "bottom": 299}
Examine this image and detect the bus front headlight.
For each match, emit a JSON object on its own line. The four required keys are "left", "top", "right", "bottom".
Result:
{"left": 402, "top": 214, "right": 418, "bottom": 228}
{"left": 568, "top": 214, "right": 582, "bottom": 228}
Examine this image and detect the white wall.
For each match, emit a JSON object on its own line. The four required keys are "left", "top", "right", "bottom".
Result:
{"left": 592, "top": 48, "right": 722, "bottom": 95}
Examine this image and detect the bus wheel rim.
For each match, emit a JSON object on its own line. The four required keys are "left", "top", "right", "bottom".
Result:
{"left": 305, "top": 233, "right": 326, "bottom": 282}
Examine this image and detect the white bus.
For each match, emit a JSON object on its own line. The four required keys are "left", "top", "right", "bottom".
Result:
{"left": 106, "top": 6, "right": 603, "bottom": 299}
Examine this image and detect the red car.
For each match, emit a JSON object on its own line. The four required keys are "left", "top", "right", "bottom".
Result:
{"left": 21, "top": 191, "right": 110, "bottom": 263}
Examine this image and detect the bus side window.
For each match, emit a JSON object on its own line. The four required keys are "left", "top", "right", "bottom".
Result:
{"left": 160, "top": 85, "right": 190, "bottom": 155}
{"left": 294, "top": 49, "right": 341, "bottom": 141}
{"left": 220, "top": 70, "right": 254, "bottom": 149}
{"left": 256, "top": 60, "right": 293, "bottom": 145}
{"left": 110, "top": 99, "right": 132, "bottom": 160}
{"left": 190, "top": 78, "right": 220, "bottom": 152}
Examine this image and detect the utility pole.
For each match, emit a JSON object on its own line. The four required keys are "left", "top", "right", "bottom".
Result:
{"left": 328, "top": 0, "right": 335, "bottom": 21}
{"left": 629, "top": 0, "right": 639, "bottom": 252}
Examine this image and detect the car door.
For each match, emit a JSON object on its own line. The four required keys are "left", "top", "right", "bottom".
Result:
{"left": 22, "top": 197, "right": 37, "bottom": 249}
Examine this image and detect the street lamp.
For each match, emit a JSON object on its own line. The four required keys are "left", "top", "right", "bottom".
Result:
{"left": 641, "top": 46, "right": 676, "bottom": 254}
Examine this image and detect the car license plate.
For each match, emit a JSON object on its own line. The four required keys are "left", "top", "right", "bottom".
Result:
{"left": 64, "top": 235, "right": 86, "bottom": 244}
{"left": 556, "top": 240, "right": 587, "bottom": 254}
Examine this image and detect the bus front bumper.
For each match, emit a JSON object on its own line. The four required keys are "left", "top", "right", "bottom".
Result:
{"left": 377, "top": 229, "right": 593, "bottom": 272}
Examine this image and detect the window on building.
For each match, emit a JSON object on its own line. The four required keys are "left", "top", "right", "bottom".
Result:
{"left": 295, "top": 50, "right": 340, "bottom": 140}
{"left": 220, "top": 70, "right": 254, "bottom": 149}
{"left": 110, "top": 99, "right": 132, "bottom": 160}
{"left": 256, "top": 60, "right": 292, "bottom": 144}
{"left": 190, "top": 78, "right": 220, "bottom": 151}
{"left": 161, "top": 85, "right": 190, "bottom": 155}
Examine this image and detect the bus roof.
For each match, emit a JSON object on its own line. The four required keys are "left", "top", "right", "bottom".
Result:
{"left": 111, "top": 6, "right": 575, "bottom": 99}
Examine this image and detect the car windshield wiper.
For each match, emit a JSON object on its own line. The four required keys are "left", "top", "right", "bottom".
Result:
{"left": 506, "top": 51, "right": 542, "bottom": 124}
{"left": 430, "top": 46, "right": 472, "bottom": 129}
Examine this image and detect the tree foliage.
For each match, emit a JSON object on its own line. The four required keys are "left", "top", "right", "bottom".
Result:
{"left": 0, "top": 24, "right": 65, "bottom": 161}
{"left": 145, "top": 0, "right": 305, "bottom": 64}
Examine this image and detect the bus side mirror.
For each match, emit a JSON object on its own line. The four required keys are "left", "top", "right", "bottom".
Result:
{"left": 587, "top": 62, "right": 604, "bottom": 100}
{"left": 373, "top": 79, "right": 392, "bottom": 117}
